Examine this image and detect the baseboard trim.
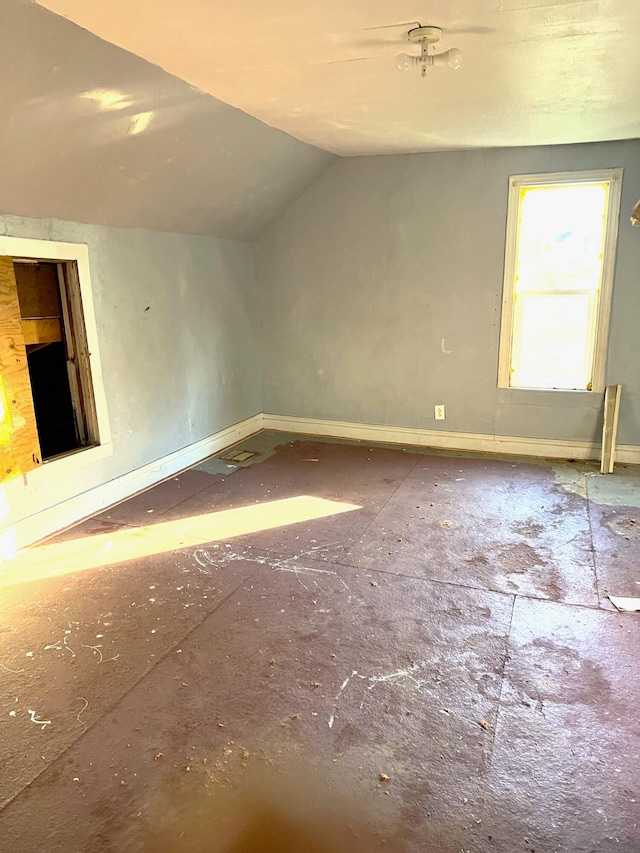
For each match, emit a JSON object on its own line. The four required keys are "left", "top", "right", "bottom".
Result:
{"left": 7, "top": 411, "right": 640, "bottom": 555}
{"left": 6, "top": 413, "right": 262, "bottom": 555}
{"left": 262, "top": 414, "right": 640, "bottom": 465}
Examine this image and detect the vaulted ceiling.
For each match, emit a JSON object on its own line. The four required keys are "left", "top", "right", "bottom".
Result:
{"left": 34, "top": 0, "right": 640, "bottom": 156}
{"left": 4, "top": 1, "right": 639, "bottom": 239}
{"left": 1, "top": 0, "right": 334, "bottom": 240}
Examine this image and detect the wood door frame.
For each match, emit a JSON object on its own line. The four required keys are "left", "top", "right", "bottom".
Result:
{"left": 0, "top": 236, "right": 112, "bottom": 482}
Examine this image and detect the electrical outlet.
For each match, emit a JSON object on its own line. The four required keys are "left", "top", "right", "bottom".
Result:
{"left": 434, "top": 404, "right": 446, "bottom": 421}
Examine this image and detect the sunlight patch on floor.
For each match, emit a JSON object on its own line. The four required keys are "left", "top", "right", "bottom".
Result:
{"left": 0, "top": 495, "right": 360, "bottom": 586}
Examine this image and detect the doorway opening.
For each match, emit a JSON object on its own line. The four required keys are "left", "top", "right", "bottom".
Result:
{"left": 12, "top": 259, "right": 98, "bottom": 462}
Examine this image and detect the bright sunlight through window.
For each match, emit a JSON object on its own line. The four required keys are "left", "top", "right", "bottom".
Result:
{"left": 498, "top": 169, "right": 622, "bottom": 392}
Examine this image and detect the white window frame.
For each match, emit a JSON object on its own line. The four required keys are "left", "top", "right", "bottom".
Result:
{"left": 0, "top": 236, "right": 112, "bottom": 481}
{"left": 498, "top": 168, "right": 623, "bottom": 393}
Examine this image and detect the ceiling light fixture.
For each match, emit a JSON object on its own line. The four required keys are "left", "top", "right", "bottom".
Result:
{"left": 396, "top": 26, "right": 462, "bottom": 78}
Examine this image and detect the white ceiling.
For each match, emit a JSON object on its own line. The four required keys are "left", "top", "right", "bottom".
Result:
{"left": 36, "top": 0, "right": 640, "bottom": 156}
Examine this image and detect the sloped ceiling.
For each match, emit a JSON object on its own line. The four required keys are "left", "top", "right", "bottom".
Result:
{"left": 33, "top": 0, "right": 640, "bottom": 156}
{"left": 0, "top": 0, "right": 334, "bottom": 240}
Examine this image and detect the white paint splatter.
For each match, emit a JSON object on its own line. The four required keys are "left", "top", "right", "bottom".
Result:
{"left": 76, "top": 698, "right": 89, "bottom": 728}
{"left": 327, "top": 664, "right": 426, "bottom": 728}
{"left": 28, "top": 709, "right": 51, "bottom": 730}
{"left": 82, "top": 644, "right": 104, "bottom": 663}
{"left": 338, "top": 675, "right": 352, "bottom": 695}
{"left": 275, "top": 565, "right": 335, "bottom": 576}
{"left": 366, "top": 665, "right": 426, "bottom": 691}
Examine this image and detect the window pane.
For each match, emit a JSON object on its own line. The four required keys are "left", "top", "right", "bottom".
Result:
{"left": 515, "top": 183, "right": 609, "bottom": 293}
{"left": 511, "top": 292, "right": 594, "bottom": 390}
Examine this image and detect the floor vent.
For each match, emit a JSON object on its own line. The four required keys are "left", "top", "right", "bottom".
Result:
{"left": 220, "top": 450, "right": 257, "bottom": 463}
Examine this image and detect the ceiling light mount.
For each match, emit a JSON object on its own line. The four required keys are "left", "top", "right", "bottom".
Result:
{"left": 396, "top": 25, "right": 462, "bottom": 77}
{"left": 408, "top": 26, "right": 443, "bottom": 45}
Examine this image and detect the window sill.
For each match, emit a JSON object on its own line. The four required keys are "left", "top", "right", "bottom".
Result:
{"left": 497, "top": 387, "right": 603, "bottom": 408}
{"left": 27, "top": 442, "right": 114, "bottom": 483}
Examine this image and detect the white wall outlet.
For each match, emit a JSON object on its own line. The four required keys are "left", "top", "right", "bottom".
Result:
{"left": 434, "top": 404, "right": 446, "bottom": 421}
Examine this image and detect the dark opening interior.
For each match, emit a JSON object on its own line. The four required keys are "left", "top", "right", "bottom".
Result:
{"left": 14, "top": 261, "right": 81, "bottom": 460}
{"left": 26, "top": 341, "right": 79, "bottom": 459}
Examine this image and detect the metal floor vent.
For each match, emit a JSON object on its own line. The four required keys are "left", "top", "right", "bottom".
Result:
{"left": 220, "top": 450, "right": 258, "bottom": 463}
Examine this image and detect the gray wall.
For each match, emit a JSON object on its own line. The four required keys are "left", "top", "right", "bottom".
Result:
{"left": 257, "top": 140, "right": 640, "bottom": 446}
{"left": 0, "top": 212, "right": 260, "bottom": 522}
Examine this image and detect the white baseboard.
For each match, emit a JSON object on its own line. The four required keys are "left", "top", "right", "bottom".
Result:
{"left": 262, "top": 413, "right": 640, "bottom": 465}
{"left": 615, "top": 445, "right": 640, "bottom": 465}
{"left": 6, "top": 411, "right": 639, "bottom": 556}
{"left": 5, "top": 414, "right": 262, "bottom": 555}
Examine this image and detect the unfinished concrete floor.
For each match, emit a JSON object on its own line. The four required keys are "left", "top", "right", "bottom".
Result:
{"left": 0, "top": 433, "right": 638, "bottom": 852}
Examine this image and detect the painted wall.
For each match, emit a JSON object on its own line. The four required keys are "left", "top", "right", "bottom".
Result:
{"left": 0, "top": 212, "right": 260, "bottom": 540}
{"left": 257, "top": 140, "right": 640, "bottom": 446}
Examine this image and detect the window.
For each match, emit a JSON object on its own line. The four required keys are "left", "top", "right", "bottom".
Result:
{"left": 498, "top": 169, "right": 622, "bottom": 392}
{"left": 0, "top": 238, "right": 110, "bottom": 482}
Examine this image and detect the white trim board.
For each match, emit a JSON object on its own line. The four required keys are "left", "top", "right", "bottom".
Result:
{"left": 2, "top": 414, "right": 262, "bottom": 556}
{"left": 262, "top": 414, "right": 640, "bottom": 465}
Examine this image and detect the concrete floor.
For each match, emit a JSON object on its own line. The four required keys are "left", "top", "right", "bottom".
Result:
{"left": 0, "top": 432, "right": 638, "bottom": 852}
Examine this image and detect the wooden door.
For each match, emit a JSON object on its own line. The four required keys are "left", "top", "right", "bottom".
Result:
{"left": 0, "top": 256, "right": 42, "bottom": 480}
